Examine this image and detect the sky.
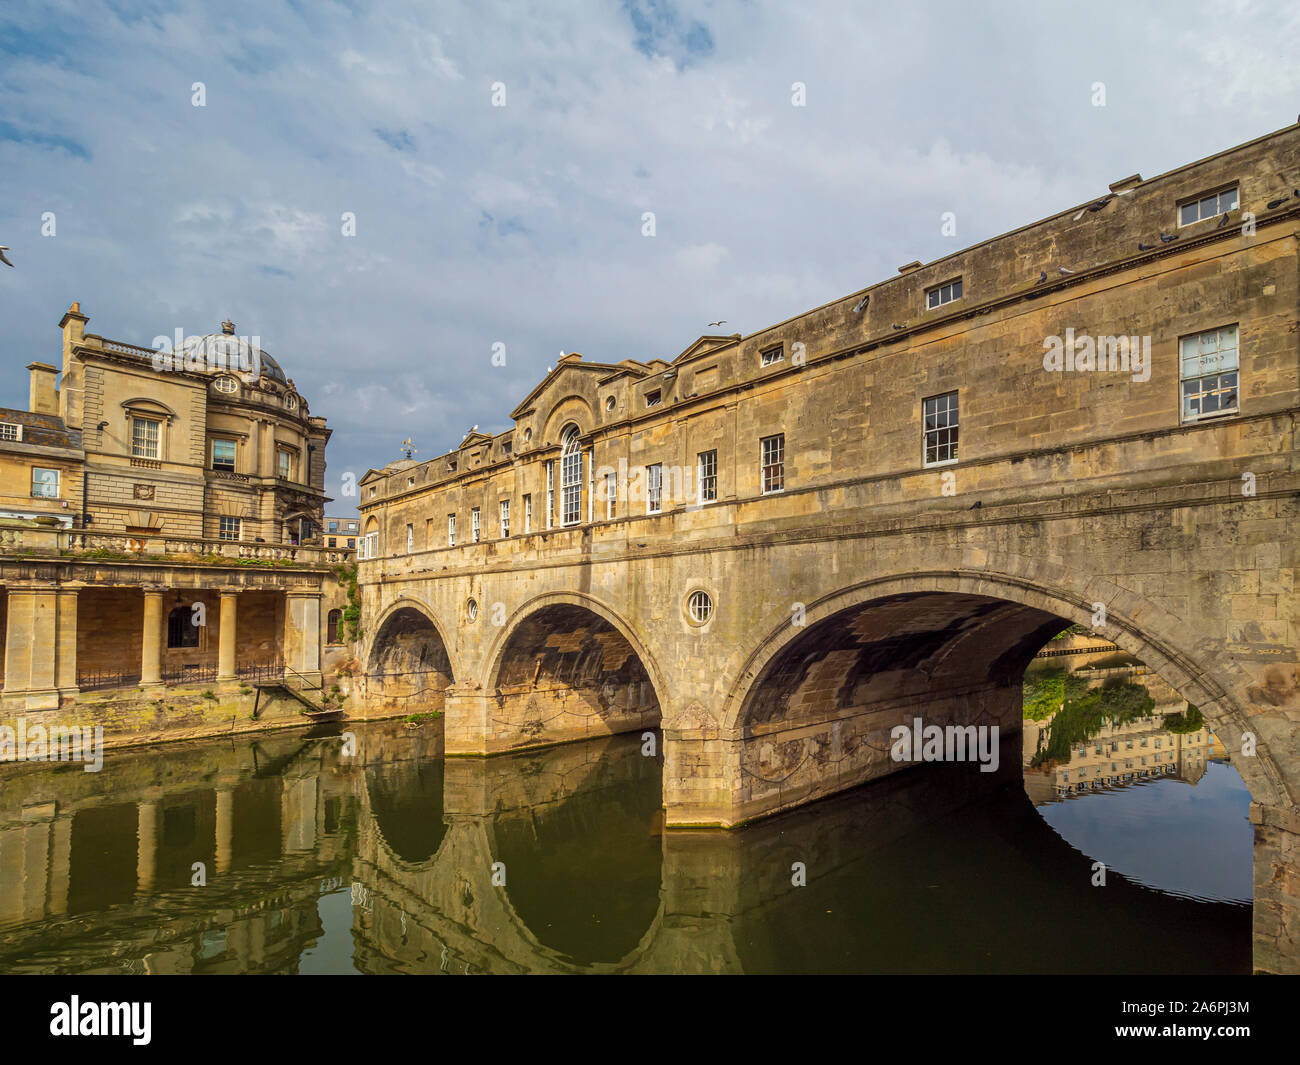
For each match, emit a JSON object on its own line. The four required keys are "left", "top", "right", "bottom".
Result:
{"left": 2, "top": 0, "right": 1298, "bottom": 516}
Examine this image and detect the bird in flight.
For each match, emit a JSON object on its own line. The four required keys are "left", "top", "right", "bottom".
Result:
{"left": 0, "top": 246, "right": 13, "bottom": 268}
{"left": 707, "top": 320, "right": 726, "bottom": 327}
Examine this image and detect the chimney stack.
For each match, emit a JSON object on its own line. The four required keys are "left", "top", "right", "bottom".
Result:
{"left": 27, "top": 362, "right": 59, "bottom": 415}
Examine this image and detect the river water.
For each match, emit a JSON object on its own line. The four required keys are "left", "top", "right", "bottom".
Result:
{"left": 0, "top": 706, "right": 1252, "bottom": 974}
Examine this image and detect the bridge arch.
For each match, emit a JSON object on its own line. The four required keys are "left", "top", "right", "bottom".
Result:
{"left": 365, "top": 597, "right": 459, "bottom": 716}
{"left": 479, "top": 591, "right": 666, "bottom": 748}
{"left": 721, "top": 568, "right": 1286, "bottom": 811}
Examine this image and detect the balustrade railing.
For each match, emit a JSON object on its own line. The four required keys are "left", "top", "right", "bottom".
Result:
{"left": 52, "top": 530, "right": 352, "bottom": 565}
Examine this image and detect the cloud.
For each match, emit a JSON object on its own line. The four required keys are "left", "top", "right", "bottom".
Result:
{"left": 2, "top": 0, "right": 1297, "bottom": 517}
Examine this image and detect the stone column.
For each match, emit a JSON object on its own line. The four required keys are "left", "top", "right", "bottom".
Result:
{"left": 1251, "top": 802, "right": 1300, "bottom": 974}
{"left": 215, "top": 786, "right": 235, "bottom": 873}
{"left": 218, "top": 590, "right": 238, "bottom": 681}
{"left": 55, "top": 585, "right": 79, "bottom": 697}
{"left": 136, "top": 798, "right": 161, "bottom": 895}
{"left": 2, "top": 583, "right": 60, "bottom": 709}
{"left": 141, "top": 589, "right": 165, "bottom": 686}
{"left": 283, "top": 590, "right": 322, "bottom": 687}
{"left": 47, "top": 814, "right": 73, "bottom": 917}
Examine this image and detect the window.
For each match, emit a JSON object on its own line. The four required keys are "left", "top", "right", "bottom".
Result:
{"left": 347, "top": 537, "right": 355, "bottom": 548}
{"left": 645, "top": 389, "right": 662, "bottom": 408}
{"left": 1179, "top": 185, "right": 1238, "bottom": 227}
{"left": 647, "top": 464, "right": 662, "bottom": 514}
{"left": 407, "top": 476, "right": 415, "bottom": 487}
{"left": 561, "top": 425, "right": 582, "bottom": 525}
{"left": 760, "top": 434, "right": 785, "bottom": 493}
{"left": 406, "top": 523, "right": 413, "bottom": 553}
{"left": 211, "top": 439, "right": 236, "bottom": 472}
{"left": 760, "top": 345, "right": 783, "bottom": 366}
{"left": 688, "top": 590, "right": 713, "bottom": 624}
{"left": 277, "top": 449, "right": 292, "bottom": 480}
{"left": 926, "top": 278, "right": 962, "bottom": 310}
{"left": 922, "top": 391, "right": 959, "bottom": 466}
{"left": 0, "top": 422, "right": 21, "bottom": 442}
{"left": 698, "top": 450, "right": 717, "bottom": 502}
{"left": 545, "top": 461, "right": 555, "bottom": 529}
{"left": 132, "top": 416, "right": 161, "bottom": 459}
{"left": 500, "top": 499, "right": 510, "bottom": 537}
{"left": 523, "top": 494, "right": 533, "bottom": 534}
{"left": 284, "top": 393, "right": 298, "bottom": 411}
{"left": 213, "top": 376, "right": 237, "bottom": 394}
{"left": 31, "top": 467, "right": 59, "bottom": 498}
{"left": 219, "top": 516, "right": 241, "bottom": 541}
{"left": 605, "top": 395, "right": 616, "bottom": 412}
{"left": 587, "top": 449, "right": 594, "bottom": 523}
{"left": 327, "top": 608, "right": 343, "bottom": 644}
{"left": 605, "top": 472, "right": 617, "bottom": 519}
{"left": 363, "top": 531, "right": 378, "bottom": 558}
{"left": 328, "top": 521, "right": 338, "bottom": 533}
{"left": 1180, "top": 324, "right": 1239, "bottom": 421}
{"left": 448, "top": 514, "right": 456, "bottom": 546}
{"left": 327, "top": 537, "right": 336, "bottom": 547}
{"left": 471, "top": 507, "right": 481, "bottom": 542}
{"left": 167, "top": 605, "right": 200, "bottom": 649}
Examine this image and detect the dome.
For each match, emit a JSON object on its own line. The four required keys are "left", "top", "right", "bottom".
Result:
{"left": 172, "top": 322, "right": 288, "bottom": 385}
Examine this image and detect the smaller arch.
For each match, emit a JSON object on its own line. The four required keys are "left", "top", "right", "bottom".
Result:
{"left": 326, "top": 608, "right": 343, "bottom": 645}
{"left": 480, "top": 591, "right": 668, "bottom": 701}
{"left": 367, "top": 596, "right": 460, "bottom": 682}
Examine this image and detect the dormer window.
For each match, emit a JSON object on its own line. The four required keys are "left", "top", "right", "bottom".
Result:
{"left": 0, "top": 422, "right": 21, "bottom": 442}
{"left": 645, "top": 389, "right": 662, "bottom": 408}
{"left": 1179, "top": 185, "right": 1238, "bottom": 226}
{"left": 926, "top": 278, "right": 962, "bottom": 310}
{"left": 760, "top": 344, "right": 783, "bottom": 366}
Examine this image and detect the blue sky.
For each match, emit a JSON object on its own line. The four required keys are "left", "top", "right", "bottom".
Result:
{"left": 2, "top": 0, "right": 1298, "bottom": 514}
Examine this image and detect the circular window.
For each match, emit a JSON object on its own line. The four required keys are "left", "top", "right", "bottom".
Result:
{"left": 605, "top": 395, "right": 616, "bottom": 412}
{"left": 687, "top": 590, "right": 713, "bottom": 625}
{"left": 466, "top": 598, "right": 479, "bottom": 622}
{"left": 213, "top": 376, "right": 238, "bottom": 394}
{"left": 284, "top": 393, "right": 298, "bottom": 410}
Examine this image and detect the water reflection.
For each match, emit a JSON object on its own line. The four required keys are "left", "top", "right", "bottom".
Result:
{"left": 0, "top": 690, "right": 1253, "bottom": 973}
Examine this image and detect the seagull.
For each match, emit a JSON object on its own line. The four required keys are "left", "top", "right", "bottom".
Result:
{"left": 1034, "top": 270, "right": 1048, "bottom": 285}
{"left": 1058, "top": 266, "right": 1077, "bottom": 276}
{"left": 0, "top": 246, "right": 13, "bottom": 268}
{"left": 1159, "top": 232, "right": 1179, "bottom": 243}
{"left": 707, "top": 320, "right": 726, "bottom": 327}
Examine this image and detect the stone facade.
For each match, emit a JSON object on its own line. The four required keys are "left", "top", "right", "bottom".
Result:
{"left": 0, "top": 305, "right": 353, "bottom": 738}
{"left": 355, "top": 124, "right": 1300, "bottom": 969}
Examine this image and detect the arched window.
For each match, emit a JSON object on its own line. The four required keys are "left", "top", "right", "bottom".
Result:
{"left": 327, "top": 608, "right": 343, "bottom": 644}
{"left": 560, "top": 425, "right": 582, "bottom": 526}
{"left": 167, "top": 604, "right": 199, "bottom": 648}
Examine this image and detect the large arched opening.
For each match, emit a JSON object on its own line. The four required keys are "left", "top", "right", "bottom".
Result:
{"left": 365, "top": 602, "right": 456, "bottom": 717}
{"left": 483, "top": 595, "right": 663, "bottom": 752}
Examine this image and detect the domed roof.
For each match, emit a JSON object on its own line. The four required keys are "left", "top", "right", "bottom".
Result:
{"left": 173, "top": 321, "right": 288, "bottom": 385}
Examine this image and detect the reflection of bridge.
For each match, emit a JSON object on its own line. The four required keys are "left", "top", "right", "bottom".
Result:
{"left": 0, "top": 723, "right": 1254, "bottom": 973}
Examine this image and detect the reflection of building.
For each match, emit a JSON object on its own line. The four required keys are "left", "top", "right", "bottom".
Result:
{"left": 0, "top": 305, "right": 351, "bottom": 713}
{"left": 1023, "top": 711, "right": 1228, "bottom": 804}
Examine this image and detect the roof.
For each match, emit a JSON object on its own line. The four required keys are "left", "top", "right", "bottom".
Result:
{"left": 0, "top": 408, "right": 82, "bottom": 449}
{"left": 173, "top": 332, "right": 289, "bottom": 385}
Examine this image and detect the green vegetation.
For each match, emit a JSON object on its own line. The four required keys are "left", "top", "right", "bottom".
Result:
{"left": 201, "top": 689, "right": 217, "bottom": 700}
{"left": 334, "top": 561, "right": 362, "bottom": 641}
{"left": 1029, "top": 678, "right": 1155, "bottom": 767}
{"left": 403, "top": 710, "right": 442, "bottom": 725}
{"left": 1162, "top": 704, "right": 1205, "bottom": 733}
{"left": 1023, "top": 667, "right": 1089, "bottom": 720}
{"left": 1049, "top": 623, "right": 1091, "bottom": 641}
